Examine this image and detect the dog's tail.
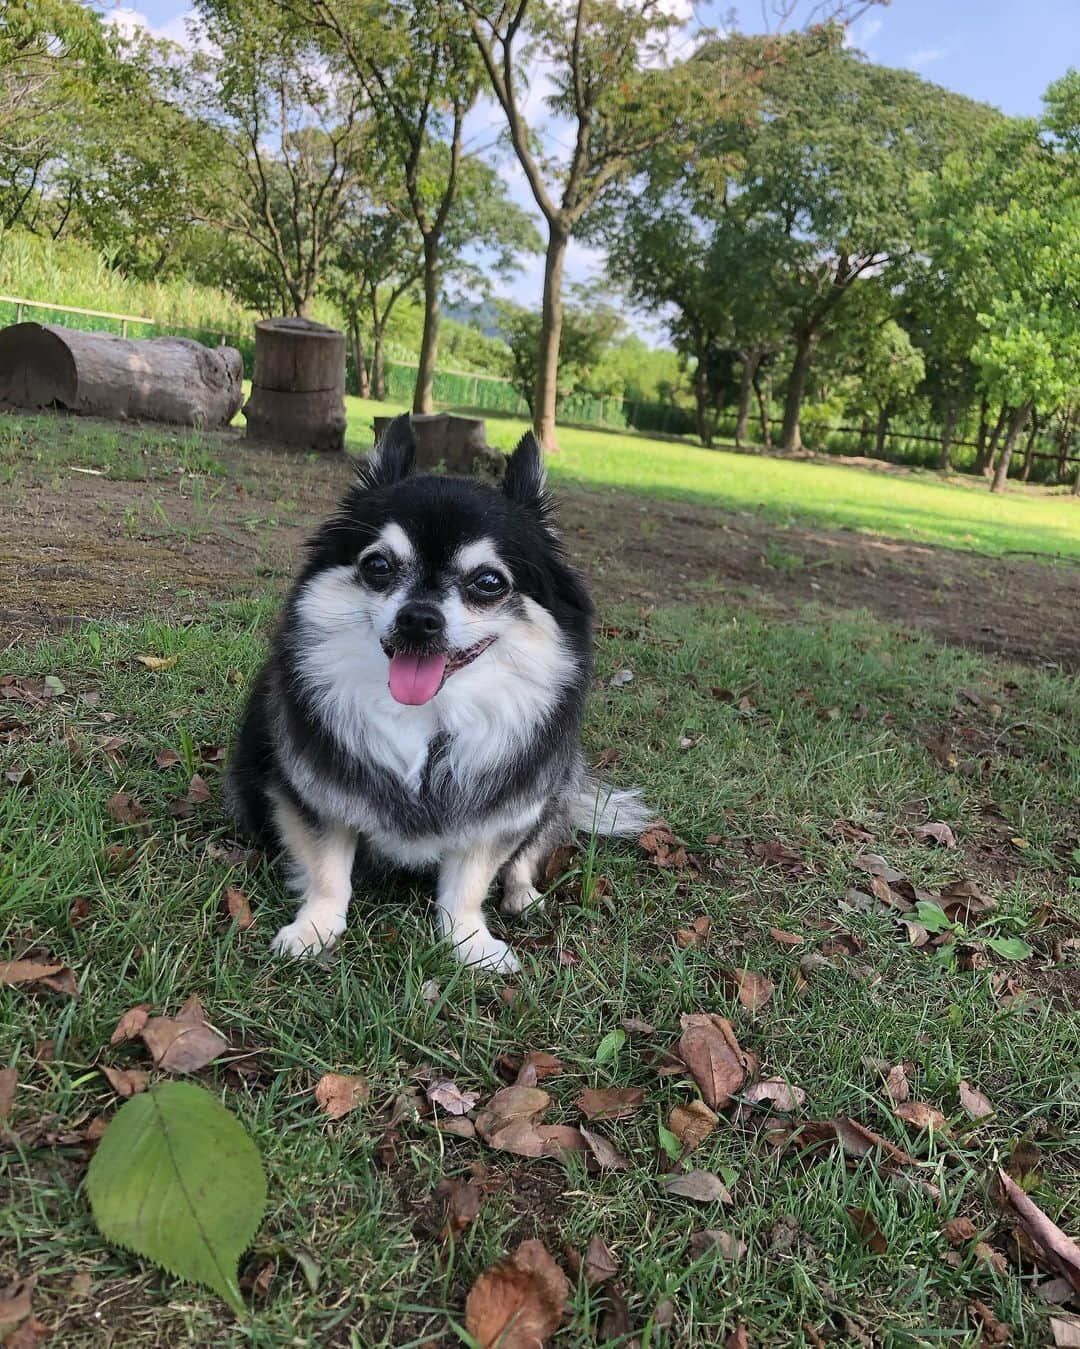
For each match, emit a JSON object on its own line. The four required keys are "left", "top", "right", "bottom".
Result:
{"left": 569, "top": 774, "right": 653, "bottom": 839}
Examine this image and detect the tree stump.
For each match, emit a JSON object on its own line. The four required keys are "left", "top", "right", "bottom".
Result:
{"left": 0, "top": 322, "right": 243, "bottom": 427}
{"left": 373, "top": 412, "right": 502, "bottom": 477}
{"left": 244, "top": 317, "right": 346, "bottom": 452}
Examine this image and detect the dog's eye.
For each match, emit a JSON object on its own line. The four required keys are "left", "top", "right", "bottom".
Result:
{"left": 467, "top": 569, "right": 509, "bottom": 599}
{"left": 359, "top": 553, "right": 395, "bottom": 587}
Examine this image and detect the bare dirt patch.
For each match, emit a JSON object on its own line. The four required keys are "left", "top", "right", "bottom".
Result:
{"left": 2, "top": 417, "right": 1078, "bottom": 669}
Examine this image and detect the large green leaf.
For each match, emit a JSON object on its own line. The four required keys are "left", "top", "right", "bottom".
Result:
{"left": 86, "top": 1081, "right": 267, "bottom": 1315}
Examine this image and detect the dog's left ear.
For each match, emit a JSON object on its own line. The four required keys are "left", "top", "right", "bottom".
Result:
{"left": 503, "top": 431, "right": 555, "bottom": 530}
{"left": 358, "top": 412, "right": 415, "bottom": 490}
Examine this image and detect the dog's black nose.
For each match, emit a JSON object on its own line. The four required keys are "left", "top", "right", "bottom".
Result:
{"left": 394, "top": 601, "right": 445, "bottom": 644}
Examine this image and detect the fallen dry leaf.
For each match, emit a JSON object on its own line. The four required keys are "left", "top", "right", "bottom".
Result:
{"left": 514, "top": 1051, "right": 564, "bottom": 1086}
{"left": 677, "top": 916, "right": 711, "bottom": 948}
{"left": 723, "top": 968, "right": 774, "bottom": 1013}
{"left": 662, "top": 1169, "right": 732, "bottom": 1204}
{"left": 0, "top": 1277, "right": 34, "bottom": 1331}
{"left": 139, "top": 995, "right": 228, "bottom": 1074}
{"left": 101, "top": 1065, "right": 149, "bottom": 1098}
{"left": 186, "top": 773, "right": 211, "bottom": 804}
{"left": 1051, "top": 1314, "right": 1080, "bottom": 1347}
{"left": 884, "top": 1063, "right": 911, "bottom": 1104}
{"left": 726, "top": 1323, "right": 749, "bottom": 1349}
{"left": 465, "top": 1239, "right": 569, "bottom": 1349}
{"left": 969, "top": 1299, "right": 1010, "bottom": 1345}
{"left": 420, "top": 979, "right": 441, "bottom": 1006}
{"left": 426, "top": 1080, "right": 480, "bottom": 1116}
{"left": 846, "top": 1206, "right": 888, "bottom": 1255}
{"left": 106, "top": 791, "right": 147, "bottom": 826}
{"left": 677, "top": 1013, "right": 751, "bottom": 1109}
{"left": 794, "top": 1117, "right": 919, "bottom": 1172}
{"left": 580, "top": 1127, "right": 631, "bottom": 1172}
{"left": 0, "top": 1067, "right": 16, "bottom": 1121}
{"left": 973, "top": 1241, "right": 1009, "bottom": 1276}
{"left": 476, "top": 1085, "right": 550, "bottom": 1135}
{"left": 894, "top": 1101, "right": 949, "bottom": 1133}
{"left": 0, "top": 960, "right": 77, "bottom": 996}
{"left": 943, "top": 1217, "right": 979, "bottom": 1246}
{"left": 689, "top": 1229, "right": 746, "bottom": 1261}
{"left": 135, "top": 653, "right": 179, "bottom": 671}
{"left": 154, "top": 747, "right": 181, "bottom": 769}
{"left": 109, "top": 1004, "right": 151, "bottom": 1044}
{"left": 768, "top": 927, "right": 805, "bottom": 946}
{"left": 742, "top": 1079, "right": 806, "bottom": 1113}
{"left": 435, "top": 1178, "right": 486, "bottom": 1240}
{"left": 999, "top": 1168, "right": 1080, "bottom": 1297}
{"left": 621, "top": 1017, "right": 655, "bottom": 1035}
{"left": 914, "top": 822, "right": 957, "bottom": 849}
{"left": 669, "top": 1099, "right": 720, "bottom": 1151}
{"left": 958, "top": 1081, "right": 995, "bottom": 1121}
{"left": 583, "top": 1234, "right": 619, "bottom": 1286}
{"left": 314, "top": 1072, "right": 371, "bottom": 1120}
{"left": 224, "top": 887, "right": 254, "bottom": 929}
{"left": 576, "top": 1087, "right": 645, "bottom": 1121}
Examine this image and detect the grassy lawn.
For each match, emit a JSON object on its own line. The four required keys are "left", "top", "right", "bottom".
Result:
{"left": 342, "top": 396, "right": 1080, "bottom": 562}
{"left": 2, "top": 597, "right": 1078, "bottom": 1345}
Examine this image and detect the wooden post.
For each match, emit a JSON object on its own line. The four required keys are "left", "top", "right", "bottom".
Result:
{"left": 243, "top": 317, "right": 346, "bottom": 452}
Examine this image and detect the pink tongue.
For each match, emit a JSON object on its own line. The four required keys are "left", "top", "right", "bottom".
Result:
{"left": 388, "top": 651, "right": 449, "bottom": 705}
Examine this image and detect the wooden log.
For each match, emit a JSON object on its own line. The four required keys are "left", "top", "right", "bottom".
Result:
{"left": 374, "top": 411, "right": 502, "bottom": 477}
{"left": 0, "top": 322, "right": 243, "bottom": 427}
{"left": 244, "top": 317, "right": 346, "bottom": 452}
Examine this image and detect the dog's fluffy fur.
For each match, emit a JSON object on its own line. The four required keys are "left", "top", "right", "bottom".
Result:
{"left": 227, "top": 413, "right": 648, "bottom": 972}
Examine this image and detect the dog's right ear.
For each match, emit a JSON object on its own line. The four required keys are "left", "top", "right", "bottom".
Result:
{"left": 358, "top": 413, "right": 415, "bottom": 490}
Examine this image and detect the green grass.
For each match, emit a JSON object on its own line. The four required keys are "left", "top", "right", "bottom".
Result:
{"left": 2, "top": 600, "right": 1078, "bottom": 1345}
{"left": 342, "top": 396, "right": 1080, "bottom": 562}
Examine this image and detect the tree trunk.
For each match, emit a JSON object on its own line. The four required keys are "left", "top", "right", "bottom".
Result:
{"left": 1073, "top": 461, "right": 1080, "bottom": 496}
{"left": 990, "top": 403, "right": 1031, "bottom": 493}
{"left": 975, "top": 404, "right": 1008, "bottom": 475}
{"left": 874, "top": 406, "right": 890, "bottom": 458}
{"left": 349, "top": 316, "right": 370, "bottom": 399}
{"left": 781, "top": 330, "right": 814, "bottom": 452}
{"left": 533, "top": 223, "right": 569, "bottom": 451}
{"left": 0, "top": 321, "right": 243, "bottom": 427}
{"left": 1020, "top": 414, "right": 1039, "bottom": 482}
{"left": 372, "top": 325, "right": 386, "bottom": 402}
{"left": 858, "top": 419, "right": 872, "bottom": 453}
{"left": 753, "top": 371, "right": 772, "bottom": 448}
{"left": 693, "top": 354, "right": 713, "bottom": 448}
{"left": 244, "top": 317, "right": 346, "bottom": 452}
{"left": 972, "top": 395, "right": 989, "bottom": 473}
{"left": 414, "top": 234, "right": 441, "bottom": 415}
{"left": 938, "top": 399, "right": 959, "bottom": 471}
{"left": 734, "top": 352, "right": 759, "bottom": 447}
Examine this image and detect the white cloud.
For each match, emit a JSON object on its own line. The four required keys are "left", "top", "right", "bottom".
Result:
{"left": 843, "top": 14, "right": 883, "bottom": 58}
{"left": 905, "top": 46, "right": 947, "bottom": 71}
{"left": 103, "top": 4, "right": 197, "bottom": 49}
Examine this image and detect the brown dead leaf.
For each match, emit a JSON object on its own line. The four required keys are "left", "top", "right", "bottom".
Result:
{"left": 154, "top": 747, "right": 181, "bottom": 769}
{"left": 0, "top": 960, "right": 77, "bottom": 996}
{"left": 101, "top": 1066, "right": 149, "bottom": 1098}
{"left": 973, "top": 1242, "right": 1010, "bottom": 1276}
{"left": 795, "top": 1117, "right": 919, "bottom": 1172}
{"left": 579, "top": 1127, "right": 631, "bottom": 1172}
{"left": 662, "top": 1169, "right": 732, "bottom": 1204}
{"left": 689, "top": 1230, "right": 746, "bottom": 1261}
{"left": 438, "top": 1116, "right": 476, "bottom": 1139}
{"left": 846, "top": 1207, "right": 888, "bottom": 1255}
{"left": 109, "top": 1004, "right": 151, "bottom": 1044}
{"left": 884, "top": 1063, "right": 911, "bottom": 1104}
{"left": 514, "top": 1052, "right": 564, "bottom": 1086}
{"left": 999, "top": 1168, "right": 1080, "bottom": 1297}
{"left": 640, "top": 821, "right": 693, "bottom": 871}
{"left": 621, "top": 1017, "right": 655, "bottom": 1035}
{"left": 677, "top": 1013, "right": 751, "bottom": 1109}
{"left": 465, "top": 1239, "right": 569, "bottom": 1349}
{"left": 599, "top": 1284, "right": 633, "bottom": 1343}
{"left": 541, "top": 844, "right": 579, "bottom": 888}
{"left": 475, "top": 1085, "right": 551, "bottom": 1136}
{"left": 436, "top": 1178, "right": 486, "bottom": 1240}
{"left": 969, "top": 1299, "right": 1011, "bottom": 1345}
{"left": 106, "top": 791, "right": 146, "bottom": 825}
{"left": 224, "top": 887, "right": 254, "bottom": 929}
{"left": 677, "top": 916, "right": 711, "bottom": 948}
{"left": 1051, "top": 1314, "right": 1080, "bottom": 1347}
{"left": 0, "top": 1067, "right": 16, "bottom": 1121}
{"left": 576, "top": 1087, "right": 645, "bottom": 1121}
{"left": 944, "top": 1217, "right": 980, "bottom": 1246}
{"left": 139, "top": 995, "right": 227, "bottom": 1073}
{"left": 768, "top": 927, "right": 805, "bottom": 946}
{"left": 135, "top": 653, "right": 179, "bottom": 671}
{"left": 426, "top": 1080, "right": 480, "bottom": 1116}
{"left": 0, "top": 1277, "right": 34, "bottom": 1331}
{"left": 669, "top": 1099, "right": 720, "bottom": 1151}
{"left": 720, "top": 967, "right": 774, "bottom": 1013}
{"left": 914, "top": 822, "right": 957, "bottom": 849}
{"left": 894, "top": 1101, "right": 949, "bottom": 1133}
{"left": 726, "top": 1323, "right": 749, "bottom": 1349}
{"left": 583, "top": 1233, "right": 619, "bottom": 1285}
{"left": 958, "top": 1081, "right": 995, "bottom": 1121}
{"left": 752, "top": 839, "right": 807, "bottom": 876}
{"left": 742, "top": 1079, "right": 807, "bottom": 1113}
{"left": 186, "top": 773, "right": 211, "bottom": 804}
{"left": 314, "top": 1072, "right": 371, "bottom": 1120}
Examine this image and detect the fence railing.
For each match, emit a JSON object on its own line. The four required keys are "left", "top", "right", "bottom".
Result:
{"left": 0, "top": 293, "right": 152, "bottom": 337}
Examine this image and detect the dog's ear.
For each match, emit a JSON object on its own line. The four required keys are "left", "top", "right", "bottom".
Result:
{"left": 503, "top": 431, "right": 555, "bottom": 530}
{"left": 358, "top": 413, "right": 415, "bottom": 490}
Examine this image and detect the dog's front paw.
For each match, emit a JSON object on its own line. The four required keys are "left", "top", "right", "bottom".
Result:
{"left": 449, "top": 926, "right": 521, "bottom": 974}
{"left": 501, "top": 884, "right": 544, "bottom": 917}
{"left": 270, "top": 910, "right": 345, "bottom": 958}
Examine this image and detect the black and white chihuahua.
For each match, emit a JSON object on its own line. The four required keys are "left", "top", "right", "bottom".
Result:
{"left": 227, "top": 414, "right": 647, "bottom": 973}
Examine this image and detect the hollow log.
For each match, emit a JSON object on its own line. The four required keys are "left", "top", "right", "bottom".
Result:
{"left": 0, "top": 322, "right": 243, "bottom": 427}
{"left": 243, "top": 317, "right": 346, "bottom": 452}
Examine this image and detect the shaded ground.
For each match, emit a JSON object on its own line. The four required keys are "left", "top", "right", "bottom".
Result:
{"left": 2, "top": 417, "right": 1077, "bottom": 669}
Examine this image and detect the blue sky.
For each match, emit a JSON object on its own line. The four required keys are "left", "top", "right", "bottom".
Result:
{"left": 106, "top": 0, "right": 1078, "bottom": 325}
